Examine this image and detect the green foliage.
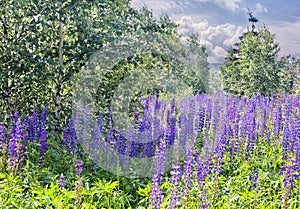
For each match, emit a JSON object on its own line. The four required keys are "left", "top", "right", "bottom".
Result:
{"left": 220, "top": 21, "right": 299, "bottom": 97}
{"left": 1, "top": 0, "right": 129, "bottom": 125}
{"left": 0, "top": 135, "right": 134, "bottom": 209}
{"left": 186, "top": 34, "right": 211, "bottom": 93}
{"left": 0, "top": 1, "right": 209, "bottom": 137}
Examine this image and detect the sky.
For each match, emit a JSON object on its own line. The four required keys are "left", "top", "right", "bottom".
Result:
{"left": 131, "top": 0, "right": 300, "bottom": 64}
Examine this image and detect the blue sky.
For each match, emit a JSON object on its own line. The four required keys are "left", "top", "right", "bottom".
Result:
{"left": 131, "top": 0, "right": 300, "bottom": 64}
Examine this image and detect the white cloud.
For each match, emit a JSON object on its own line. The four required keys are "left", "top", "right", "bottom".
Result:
{"left": 176, "top": 16, "right": 246, "bottom": 63}
{"left": 210, "top": 46, "right": 228, "bottom": 63}
{"left": 196, "top": 0, "right": 242, "bottom": 11}
{"left": 192, "top": 20, "right": 209, "bottom": 32}
{"left": 131, "top": 0, "right": 187, "bottom": 16}
{"left": 269, "top": 20, "right": 300, "bottom": 58}
{"left": 255, "top": 3, "right": 268, "bottom": 13}
{"left": 132, "top": 0, "right": 243, "bottom": 14}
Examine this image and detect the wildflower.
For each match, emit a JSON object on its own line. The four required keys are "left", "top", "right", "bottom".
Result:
{"left": 150, "top": 173, "right": 163, "bottom": 209}
{"left": 39, "top": 127, "right": 47, "bottom": 167}
{"left": 170, "top": 163, "right": 182, "bottom": 209}
{"left": 249, "top": 170, "right": 259, "bottom": 190}
{"left": 0, "top": 123, "right": 6, "bottom": 150}
{"left": 150, "top": 136, "right": 166, "bottom": 209}
{"left": 197, "top": 106, "right": 205, "bottom": 137}
{"left": 283, "top": 163, "right": 296, "bottom": 193}
{"left": 32, "top": 108, "right": 40, "bottom": 142}
{"left": 183, "top": 145, "right": 194, "bottom": 190}
{"left": 8, "top": 115, "right": 25, "bottom": 175}
{"left": 63, "top": 118, "right": 77, "bottom": 155}
{"left": 273, "top": 105, "right": 282, "bottom": 138}
{"left": 283, "top": 162, "right": 296, "bottom": 209}
{"left": 195, "top": 145, "right": 210, "bottom": 209}
{"left": 0, "top": 124, "right": 7, "bottom": 170}
{"left": 58, "top": 173, "right": 65, "bottom": 189}
{"left": 75, "top": 159, "right": 84, "bottom": 177}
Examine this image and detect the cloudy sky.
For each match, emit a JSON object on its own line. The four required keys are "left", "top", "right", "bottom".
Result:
{"left": 131, "top": 0, "right": 300, "bottom": 64}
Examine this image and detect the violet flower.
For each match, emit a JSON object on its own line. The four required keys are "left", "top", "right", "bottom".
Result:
{"left": 75, "top": 159, "right": 84, "bottom": 177}
{"left": 8, "top": 116, "right": 25, "bottom": 174}
{"left": 283, "top": 163, "right": 296, "bottom": 193}
{"left": 0, "top": 123, "right": 6, "bottom": 151}
{"left": 183, "top": 146, "right": 194, "bottom": 191}
{"left": 32, "top": 108, "right": 39, "bottom": 142}
{"left": 249, "top": 170, "right": 259, "bottom": 190}
{"left": 150, "top": 173, "right": 163, "bottom": 209}
{"left": 170, "top": 163, "right": 182, "bottom": 209}
{"left": 0, "top": 123, "right": 7, "bottom": 170}
{"left": 39, "top": 127, "right": 47, "bottom": 167}
{"left": 58, "top": 173, "right": 65, "bottom": 189}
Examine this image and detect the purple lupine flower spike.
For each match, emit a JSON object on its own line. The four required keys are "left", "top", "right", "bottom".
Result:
{"left": 8, "top": 115, "right": 25, "bottom": 174}
{"left": 75, "top": 159, "right": 84, "bottom": 177}
{"left": 39, "top": 127, "right": 47, "bottom": 167}
{"left": 170, "top": 163, "right": 182, "bottom": 209}
{"left": 283, "top": 163, "right": 296, "bottom": 193}
{"left": 0, "top": 123, "right": 6, "bottom": 151}
{"left": 249, "top": 170, "right": 259, "bottom": 190}
{"left": 150, "top": 173, "right": 163, "bottom": 209}
{"left": 150, "top": 136, "right": 166, "bottom": 209}
{"left": 0, "top": 123, "right": 7, "bottom": 170}
{"left": 59, "top": 173, "right": 65, "bottom": 189}
{"left": 32, "top": 108, "right": 39, "bottom": 142}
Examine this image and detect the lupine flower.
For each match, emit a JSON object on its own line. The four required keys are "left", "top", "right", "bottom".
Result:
{"left": 212, "top": 122, "right": 227, "bottom": 205}
{"left": 246, "top": 112, "right": 256, "bottom": 156}
{"left": 58, "top": 173, "right": 65, "bottom": 189}
{"left": 203, "top": 100, "right": 213, "bottom": 157}
{"left": 0, "top": 123, "right": 6, "bottom": 151}
{"left": 280, "top": 104, "right": 293, "bottom": 174}
{"left": 195, "top": 152, "right": 207, "bottom": 189}
{"left": 40, "top": 108, "right": 47, "bottom": 130}
{"left": 211, "top": 103, "right": 221, "bottom": 134}
{"left": 283, "top": 163, "right": 296, "bottom": 193}
{"left": 39, "top": 127, "right": 47, "bottom": 167}
{"left": 249, "top": 170, "right": 259, "bottom": 190}
{"left": 0, "top": 123, "right": 7, "bottom": 170}
{"left": 75, "top": 159, "right": 84, "bottom": 177}
{"left": 32, "top": 108, "right": 40, "bottom": 142}
{"left": 214, "top": 124, "right": 227, "bottom": 175}
{"left": 150, "top": 173, "right": 163, "bottom": 209}
{"left": 170, "top": 163, "right": 182, "bottom": 209}
{"left": 294, "top": 115, "right": 300, "bottom": 177}
{"left": 179, "top": 112, "right": 188, "bottom": 149}
{"left": 116, "top": 133, "right": 126, "bottom": 155}
{"left": 282, "top": 122, "right": 291, "bottom": 160}
{"left": 8, "top": 114, "right": 25, "bottom": 175}
{"left": 194, "top": 148, "right": 210, "bottom": 209}
{"left": 283, "top": 162, "right": 296, "bottom": 209}
{"left": 183, "top": 145, "right": 194, "bottom": 191}
{"left": 23, "top": 115, "right": 33, "bottom": 142}
{"left": 197, "top": 106, "right": 205, "bottom": 137}
{"left": 154, "top": 135, "right": 167, "bottom": 174}
{"left": 107, "top": 107, "right": 114, "bottom": 144}
{"left": 150, "top": 136, "right": 167, "bottom": 209}
{"left": 273, "top": 105, "right": 282, "bottom": 138}
{"left": 63, "top": 118, "right": 78, "bottom": 155}
{"left": 258, "top": 98, "right": 267, "bottom": 137}
{"left": 68, "top": 118, "right": 77, "bottom": 155}
{"left": 165, "top": 110, "right": 177, "bottom": 149}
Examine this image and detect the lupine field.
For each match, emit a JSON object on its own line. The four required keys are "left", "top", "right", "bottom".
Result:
{"left": 1, "top": 93, "right": 300, "bottom": 208}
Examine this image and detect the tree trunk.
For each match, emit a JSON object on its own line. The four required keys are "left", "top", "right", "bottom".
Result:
{"left": 54, "top": 20, "right": 64, "bottom": 138}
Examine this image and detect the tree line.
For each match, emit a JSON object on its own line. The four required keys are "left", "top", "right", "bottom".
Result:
{"left": 1, "top": 1, "right": 298, "bottom": 137}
